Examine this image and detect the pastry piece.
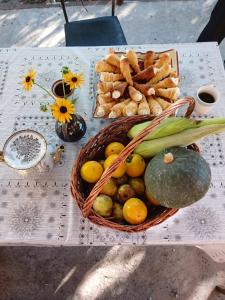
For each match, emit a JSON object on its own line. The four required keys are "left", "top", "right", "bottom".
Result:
{"left": 123, "top": 100, "right": 138, "bottom": 116}
{"left": 108, "top": 48, "right": 114, "bottom": 54}
{"left": 133, "top": 82, "right": 155, "bottom": 96}
{"left": 95, "top": 60, "right": 120, "bottom": 73}
{"left": 126, "top": 50, "right": 140, "bottom": 73}
{"left": 97, "top": 92, "right": 113, "bottom": 104}
{"left": 100, "top": 72, "right": 124, "bottom": 82}
{"left": 105, "top": 53, "right": 120, "bottom": 68}
{"left": 155, "top": 97, "right": 171, "bottom": 110}
{"left": 132, "top": 66, "right": 156, "bottom": 82}
{"left": 153, "top": 77, "right": 179, "bottom": 89}
{"left": 120, "top": 56, "right": 133, "bottom": 86}
{"left": 155, "top": 87, "right": 180, "bottom": 101}
{"left": 144, "top": 51, "right": 156, "bottom": 69}
{"left": 97, "top": 82, "right": 108, "bottom": 94}
{"left": 95, "top": 102, "right": 116, "bottom": 117}
{"left": 149, "top": 64, "right": 171, "bottom": 84}
{"left": 148, "top": 97, "right": 163, "bottom": 116}
{"left": 128, "top": 86, "right": 143, "bottom": 102}
{"left": 108, "top": 99, "right": 130, "bottom": 118}
{"left": 138, "top": 96, "right": 150, "bottom": 115}
{"left": 97, "top": 81, "right": 121, "bottom": 94}
{"left": 154, "top": 53, "right": 171, "bottom": 68}
{"left": 112, "top": 82, "right": 128, "bottom": 99}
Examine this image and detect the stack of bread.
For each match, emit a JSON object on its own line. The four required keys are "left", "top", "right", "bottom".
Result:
{"left": 94, "top": 49, "right": 180, "bottom": 118}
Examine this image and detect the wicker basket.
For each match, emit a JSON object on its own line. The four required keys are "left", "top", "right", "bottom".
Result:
{"left": 71, "top": 97, "right": 199, "bottom": 232}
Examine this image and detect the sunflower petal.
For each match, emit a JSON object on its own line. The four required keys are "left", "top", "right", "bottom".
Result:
{"left": 56, "top": 98, "right": 62, "bottom": 106}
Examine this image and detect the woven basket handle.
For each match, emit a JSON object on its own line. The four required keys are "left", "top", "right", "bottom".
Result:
{"left": 82, "top": 97, "right": 195, "bottom": 217}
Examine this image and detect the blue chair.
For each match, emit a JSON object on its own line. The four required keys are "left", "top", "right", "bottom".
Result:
{"left": 60, "top": 0, "right": 127, "bottom": 46}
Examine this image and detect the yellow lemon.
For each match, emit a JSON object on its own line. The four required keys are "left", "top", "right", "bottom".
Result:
{"left": 126, "top": 154, "right": 146, "bottom": 177}
{"left": 105, "top": 142, "right": 125, "bottom": 158}
{"left": 123, "top": 198, "right": 148, "bottom": 225}
{"left": 104, "top": 154, "right": 126, "bottom": 178}
{"left": 80, "top": 161, "right": 103, "bottom": 183}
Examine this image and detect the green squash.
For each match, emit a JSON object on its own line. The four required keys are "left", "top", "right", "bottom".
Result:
{"left": 144, "top": 147, "right": 211, "bottom": 208}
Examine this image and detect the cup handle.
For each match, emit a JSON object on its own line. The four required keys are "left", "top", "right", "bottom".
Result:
{"left": 0, "top": 151, "right": 4, "bottom": 162}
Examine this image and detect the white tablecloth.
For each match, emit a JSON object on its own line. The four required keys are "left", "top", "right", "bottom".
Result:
{"left": 0, "top": 43, "right": 225, "bottom": 250}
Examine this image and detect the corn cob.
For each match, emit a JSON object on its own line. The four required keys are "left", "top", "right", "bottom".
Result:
{"left": 134, "top": 123, "right": 225, "bottom": 158}
{"left": 128, "top": 117, "right": 225, "bottom": 141}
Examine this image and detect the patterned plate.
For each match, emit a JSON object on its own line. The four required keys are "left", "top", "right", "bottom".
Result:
{"left": 3, "top": 130, "right": 47, "bottom": 170}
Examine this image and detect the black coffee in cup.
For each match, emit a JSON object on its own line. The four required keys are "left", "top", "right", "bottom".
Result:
{"left": 198, "top": 92, "right": 215, "bottom": 103}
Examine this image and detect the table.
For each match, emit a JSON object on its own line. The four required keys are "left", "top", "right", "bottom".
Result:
{"left": 0, "top": 43, "right": 225, "bottom": 248}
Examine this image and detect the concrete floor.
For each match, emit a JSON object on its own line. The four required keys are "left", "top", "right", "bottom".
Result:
{"left": 1, "top": 1, "right": 225, "bottom": 299}
{"left": 0, "top": 245, "right": 225, "bottom": 300}
{"left": 0, "top": 0, "right": 225, "bottom": 56}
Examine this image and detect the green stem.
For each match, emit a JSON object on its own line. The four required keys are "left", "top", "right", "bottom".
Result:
{"left": 70, "top": 88, "right": 76, "bottom": 107}
{"left": 72, "top": 87, "right": 75, "bottom": 100}
{"left": 34, "top": 82, "right": 55, "bottom": 101}
{"left": 61, "top": 72, "right": 66, "bottom": 98}
{"left": 62, "top": 80, "right": 66, "bottom": 98}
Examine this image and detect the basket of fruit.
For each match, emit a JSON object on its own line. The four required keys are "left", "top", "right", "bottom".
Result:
{"left": 71, "top": 97, "right": 216, "bottom": 232}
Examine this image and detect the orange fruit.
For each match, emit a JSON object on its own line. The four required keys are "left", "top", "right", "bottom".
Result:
{"left": 145, "top": 190, "right": 160, "bottom": 206}
{"left": 129, "top": 178, "right": 145, "bottom": 195}
{"left": 98, "top": 160, "right": 105, "bottom": 168}
{"left": 113, "top": 203, "right": 124, "bottom": 220}
{"left": 123, "top": 198, "right": 148, "bottom": 225}
{"left": 105, "top": 142, "right": 125, "bottom": 158}
{"left": 104, "top": 154, "right": 126, "bottom": 178}
{"left": 101, "top": 178, "right": 117, "bottom": 196}
{"left": 80, "top": 161, "right": 103, "bottom": 183}
{"left": 93, "top": 194, "right": 113, "bottom": 217}
{"left": 125, "top": 154, "right": 146, "bottom": 177}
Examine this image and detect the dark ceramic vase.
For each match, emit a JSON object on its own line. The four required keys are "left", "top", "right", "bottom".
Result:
{"left": 55, "top": 114, "right": 86, "bottom": 142}
{"left": 52, "top": 80, "right": 73, "bottom": 98}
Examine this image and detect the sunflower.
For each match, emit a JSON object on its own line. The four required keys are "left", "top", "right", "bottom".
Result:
{"left": 22, "top": 68, "right": 36, "bottom": 91}
{"left": 63, "top": 71, "right": 84, "bottom": 89}
{"left": 50, "top": 98, "right": 75, "bottom": 123}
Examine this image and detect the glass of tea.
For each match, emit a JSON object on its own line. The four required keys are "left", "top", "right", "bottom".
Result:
{"left": 194, "top": 85, "right": 219, "bottom": 115}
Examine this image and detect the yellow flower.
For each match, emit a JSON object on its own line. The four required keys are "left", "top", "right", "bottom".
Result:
{"left": 63, "top": 71, "right": 84, "bottom": 89}
{"left": 50, "top": 98, "right": 75, "bottom": 123}
{"left": 22, "top": 68, "right": 36, "bottom": 91}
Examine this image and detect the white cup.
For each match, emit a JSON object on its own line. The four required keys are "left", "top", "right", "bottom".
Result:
{"left": 194, "top": 85, "right": 219, "bottom": 115}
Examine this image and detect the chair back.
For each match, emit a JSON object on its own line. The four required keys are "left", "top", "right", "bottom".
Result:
{"left": 60, "top": 0, "right": 116, "bottom": 23}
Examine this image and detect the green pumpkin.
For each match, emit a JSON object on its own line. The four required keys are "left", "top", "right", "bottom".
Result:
{"left": 144, "top": 147, "right": 211, "bottom": 208}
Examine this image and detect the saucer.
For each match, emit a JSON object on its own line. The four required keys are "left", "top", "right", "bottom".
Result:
{"left": 3, "top": 130, "right": 47, "bottom": 170}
